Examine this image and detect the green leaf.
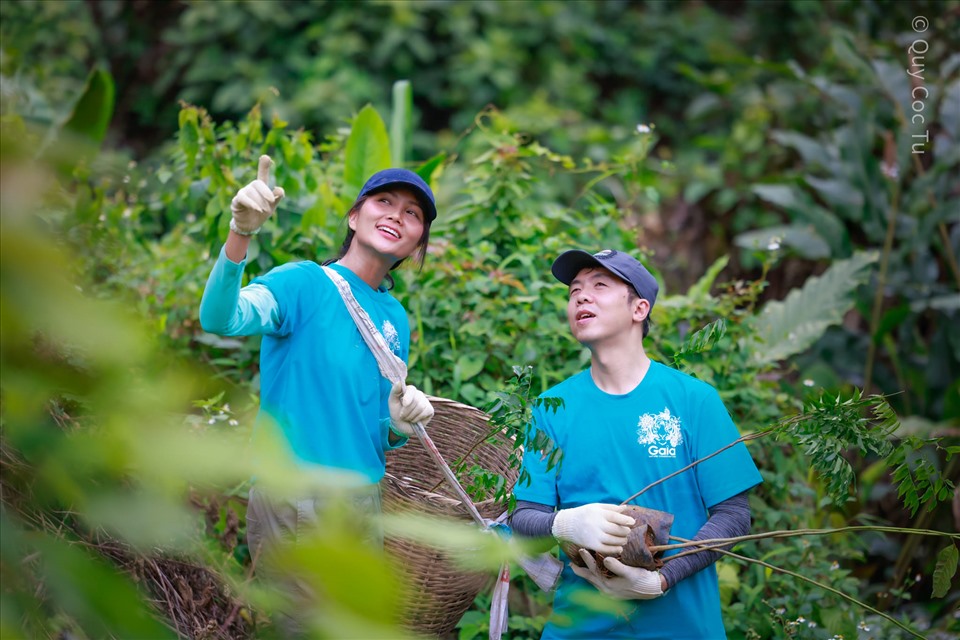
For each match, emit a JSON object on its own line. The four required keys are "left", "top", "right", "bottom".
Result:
{"left": 735, "top": 224, "right": 830, "bottom": 259}
{"left": 456, "top": 354, "right": 487, "bottom": 381}
{"left": 804, "top": 175, "right": 863, "bottom": 212}
{"left": 344, "top": 104, "right": 392, "bottom": 199}
{"left": 390, "top": 80, "right": 412, "bottom": 167}
{"left": 752, "top": 184, "right": 801, "bottom": 210}
{"left": 717, "top": 561, "right": 740, "bottom": 608}
{"left": 932, "top": 544, "right": 958, "bottom": 598}
{"left": 770, "top": 130, "right": 836, "bottom": 170}
{"left": 63, "top": 67, "right": 115, "bottom": 146}
{"left": 687, "top": 255, "right": 729, "bottom": 298}
{"left": 746, "top": 252, "right": 877, "bottom": 364}
{"left": 751, "top": 183, "right": 849, "bottom": 255}
{"left": 302, "top": 180, "right": 336, "bottom": 232}
{"left": 416, "top": 152, "right": 447, "bottom": 184}
{"left": 676, "top": 320, "right": 727, "bottom": 363}
{"left": 178, "top": 107, "right": 201, "bottom": 174}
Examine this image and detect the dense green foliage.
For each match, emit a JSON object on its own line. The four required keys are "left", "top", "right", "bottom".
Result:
{"left": 2, "top": 1, "right": 958, "bottom": 639}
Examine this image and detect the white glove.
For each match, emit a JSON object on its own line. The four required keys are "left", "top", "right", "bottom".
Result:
{"left": 388, "top": 382, "right": 434, "bottom": 437}
{"left": 571, "top": 549, "right": 664, "bottom": 600}
{"left": 551, "top": 503, "right": 635, "bottom": 555}
{"left": 230, "top": 155, "right": 285, "bottom": 235}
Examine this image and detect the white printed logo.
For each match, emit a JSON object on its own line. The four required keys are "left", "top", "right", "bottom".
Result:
{"left": 637, "top": 408, "right": 683, "bottom": 458}
{"left": 382, "top": 320, "right": 400, "bottom": 354}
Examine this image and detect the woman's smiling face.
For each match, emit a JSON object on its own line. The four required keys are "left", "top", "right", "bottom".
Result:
{"left": 348, "top": 187, "right": 426, "bottom": 263}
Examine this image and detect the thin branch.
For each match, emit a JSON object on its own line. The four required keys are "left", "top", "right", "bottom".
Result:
{"left": 669, "top": 536, "right": 926, "bottom": 640}
{"left": 652, "top": 525, "right": 959, "bottom": 558}
{"left": 864, "top": 177, "right": 900, "bottom": 394}
{"left": 620, "top": 429, "right": 774, "bottom": 505}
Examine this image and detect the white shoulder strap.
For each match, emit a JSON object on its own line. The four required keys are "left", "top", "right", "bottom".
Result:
{"left": 321, "top": 266, "right": 408, "bottom": 383}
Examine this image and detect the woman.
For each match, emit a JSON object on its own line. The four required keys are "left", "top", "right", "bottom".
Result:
{"left": 199, "top": 155, "right": 436, "bottom": 562}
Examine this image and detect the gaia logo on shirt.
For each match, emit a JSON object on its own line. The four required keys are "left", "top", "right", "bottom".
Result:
{"left": 382, "top": 320, "right": 401, "bottom": 354}
{"left": 636, "top": 408, "right": 683, "bottom": 458}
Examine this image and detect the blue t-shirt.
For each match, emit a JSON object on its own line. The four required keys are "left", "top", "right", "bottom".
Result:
{"left": 200, "top": 248, "right": 409, "bottom": 483}
{"left": 515, "top": 361, "right": 762, "bottom": 640}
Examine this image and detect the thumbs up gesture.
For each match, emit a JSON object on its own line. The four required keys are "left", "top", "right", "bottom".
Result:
{"left": 229, "top": 155, "right": 285, "bottom": 236}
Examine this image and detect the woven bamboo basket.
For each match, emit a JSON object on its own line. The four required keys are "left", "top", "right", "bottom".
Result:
{"left": 382, "top": 396, "right": 517, "bottom": 638}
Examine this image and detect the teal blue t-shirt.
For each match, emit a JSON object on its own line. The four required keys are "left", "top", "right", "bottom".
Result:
{"left": 252, "top": 261, "right": 409, "bottom": 483}
{"left": 515, "top": 361, "right": 762, "bottom": 640}
{"left": 199, "top": 247, "right": 409, "bottom": 484}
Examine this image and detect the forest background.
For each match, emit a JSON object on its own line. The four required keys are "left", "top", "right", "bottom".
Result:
{"left": 1, "top": 1, "right": 958, "bottom": 639}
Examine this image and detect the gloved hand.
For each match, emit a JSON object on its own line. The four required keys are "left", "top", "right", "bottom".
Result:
{"left": 551, "top": 503, "right": 635, "bottom": 555}
{"left": 571, "top": 549, "right": 665, "bottom": 600}
{"left": 388, "top": 382, "right": 434, "bottom": 437}
{"left": 230, "top": 154, "right": 285, "bottom": 235}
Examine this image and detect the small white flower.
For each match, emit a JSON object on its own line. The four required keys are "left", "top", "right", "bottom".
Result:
{"left": 228, "top": 419, "right": 238, "bottom": 426}
{"left": 636, "top": 123, "right": 652, "bottom": 134}
{"left": 830, "top": 561, "right": 840, "bottom": 570}
{"left": 796, "top": 616, "right": 806, "bottom": 623}
{"left": 223, "top": 404, "right": 231, "bottom": 412}
{"left": 208, "top": 418, "right": 215, "bottom": 425}
{"left": 767, "top": 237, "right": 781, "bottom": 251}
{"left": 804, "top": 379, "right": 815, "bottom": 387}
{"left": 776, "top": 607, "right": 786, "bottom": 615}
{"left": 808, "top": 621, "right": 817, "bottom": 628}
{"left": 858, "top": 621, "right": 870, "bottom": 631}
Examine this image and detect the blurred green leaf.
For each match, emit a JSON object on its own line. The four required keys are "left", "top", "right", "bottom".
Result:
{"left": 390, "top": 80, "right": 412, "bottom": 167}
{"left": 62, "top": 67, "right": 114, "bottom": 147}
{"left": 932, "top": 544, "right": 958, "bottom": 598}
{"left": 344, "top": 104, "right": 392, "bottom": 200}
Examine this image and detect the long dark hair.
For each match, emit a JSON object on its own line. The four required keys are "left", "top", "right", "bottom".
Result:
{"left": 321, "top": 194, "right": 433, "bottom": 290}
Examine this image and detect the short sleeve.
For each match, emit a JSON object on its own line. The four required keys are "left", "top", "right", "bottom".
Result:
{"left": 693, "top": 389, "right": 763, "bottom": 508}
{"left": 512, "top": 405, "right": 560, "bottom": 508}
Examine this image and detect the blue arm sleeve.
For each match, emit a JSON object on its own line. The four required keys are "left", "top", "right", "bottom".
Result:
{"left": 659, "top": 491, "right": 751, "bottom": 589}
{"left": 199, "top": 246, "right": 282, "bottom": 336}
{"left": 509, "top": 500, "right": 557, "bottom": 538}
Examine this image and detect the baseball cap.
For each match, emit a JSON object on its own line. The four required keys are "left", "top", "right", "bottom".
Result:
{"left": 357, "top": 168, "right": 437, "bottom": 222}
{"left": 552, "top": 249, "right": 659, "bottom": 307}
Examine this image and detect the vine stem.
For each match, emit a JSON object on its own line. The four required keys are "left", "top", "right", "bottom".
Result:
{"left": 863, "top": 177, "right": 900, "bottom": 394}
{"left": 668, "top": 536, "right": 927, "bottom": 640}
{"left": 619, "top": 428, "right": 776, "bottom": 506}
{"left": 650, "top": 525, "right": 958, "bottom": 557}
{"left": 425, "top": 422, "right": 510, "bottom": 495}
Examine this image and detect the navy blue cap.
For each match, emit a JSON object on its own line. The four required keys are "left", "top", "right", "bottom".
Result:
{"left": 357, "top": 168, "right": 437, "bottom": 222}
{"left": 552, "top": 249, "right": 659, "bottom": 307}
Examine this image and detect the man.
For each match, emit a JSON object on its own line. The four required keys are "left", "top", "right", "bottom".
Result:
{"left": 510, "top": 249, "right": 763, "bottom": 639}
